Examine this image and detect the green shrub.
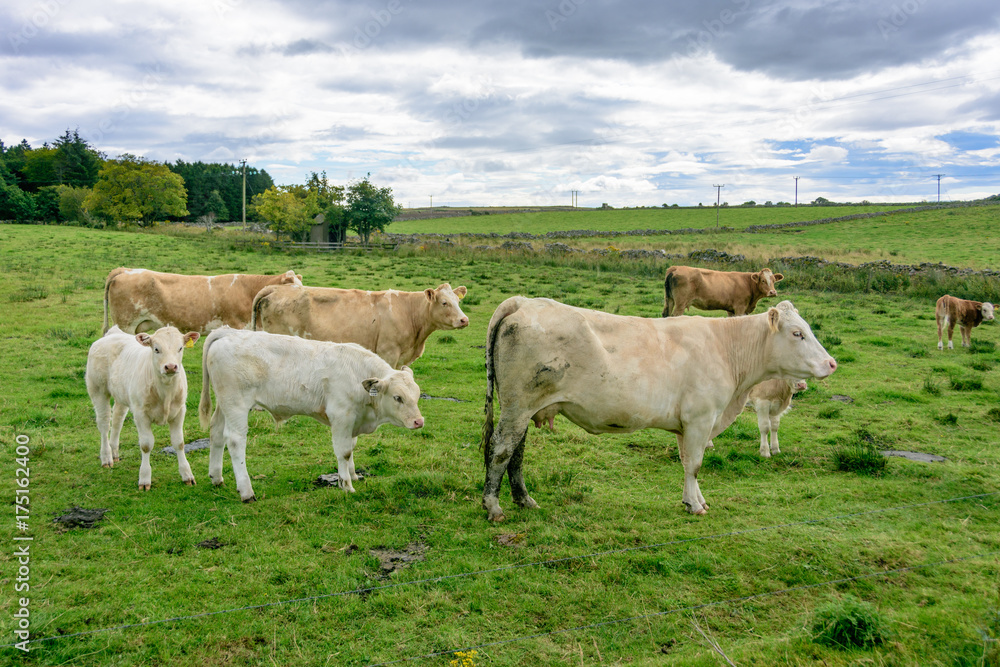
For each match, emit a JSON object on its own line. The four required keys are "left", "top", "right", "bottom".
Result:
{"left": 934, "top": 413, "right": 958, "bottom": 426}
{"left": 818, "top": 406, "right": 841, "bottom": 419}
{"left": 968, "top": 339, "right": 996, "bottom": 354}
{"left": 987, "top": 407, "right": 1000, "bottom": 422}
{"left": 831, "top": 429, "right": 889, "bottom": 477}
{"left": 810, "top": 595, "right": 890, "bottom": 649}
{"left": 949, "top": 376, "right": 983, "bottom": 391}
{"left": 9, "top": 285, "right": 48, "bottom": 303}
{"left": 821, "top": 334, "right": 842, "bottom": 348}
{"left": 922, "top": 377, "right": 941, "bottom": 395}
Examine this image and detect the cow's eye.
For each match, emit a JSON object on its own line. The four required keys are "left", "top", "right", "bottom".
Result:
{"left": 394, "top": 395, "right": 403, "bottom": 403}
{"left": 442, "top": 301, "right": 450, "bottom": 307}
{"left": 792, "top": 331, "right": 804, "bottom": 339}
{"left": 153, "top": 346, "right": 161, "bottom": 353}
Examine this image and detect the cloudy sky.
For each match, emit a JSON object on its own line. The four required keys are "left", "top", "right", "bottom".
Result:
{"left": 2, "top": 0, "right": 1000, "bottom": 207}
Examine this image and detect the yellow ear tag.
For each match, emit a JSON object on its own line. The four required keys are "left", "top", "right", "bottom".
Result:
{"left": 185, "top": 339, "right": 195, "bottom": 348}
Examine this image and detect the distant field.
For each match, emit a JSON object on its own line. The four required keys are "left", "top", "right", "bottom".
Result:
{"left": 388, "top": 203, "right": 911, "bottom": 235}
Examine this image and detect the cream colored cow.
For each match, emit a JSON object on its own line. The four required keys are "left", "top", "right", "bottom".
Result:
{"left": 747, "top": 378, "right": 807, "bottom": 458}
{"left": 481, "top": 298, "right": 836, "bottom": 521}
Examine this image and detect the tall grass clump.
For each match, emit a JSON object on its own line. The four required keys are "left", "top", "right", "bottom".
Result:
{"left": 810, "top": 595, "right": 890, "bottom": 649}
{"left": 831, "top": 428, "right": 889, "bottom": 477}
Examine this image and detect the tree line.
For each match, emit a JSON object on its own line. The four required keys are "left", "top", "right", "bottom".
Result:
{"left": 0, "top": 130, "right": 401, "bottom": 242}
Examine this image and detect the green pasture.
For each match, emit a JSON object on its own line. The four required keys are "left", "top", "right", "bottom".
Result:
{"left": 1, "top": 220, "right": 999, "bottom": 666}
{"left": 388, "top": 203, "right": 909, "bottom": 235}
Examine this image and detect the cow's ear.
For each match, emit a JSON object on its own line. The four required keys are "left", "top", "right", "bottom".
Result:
{"left": 767, "top": 308, "right": 780, "bottom": 333}
{"left": 184, "top": 332, "right": 200, "bottom": 347}
{"left": 751, "top": 271, "right": 761, "bottom": 282}
{"left": 362, "top": 378, "right": 381, "bottom": 396}
{"left": 773, "top": 273, "right": 784, "bottom": 282}
{"left": 136, "top": 333, "right": 152, "bottom": 347}
{"left": 425, "top": 288, "right": 436, "bottom": 301}
{"left": 400, "top": 365, "right": 414, "bottom": 377}
{"left": 454, "top": 286, "right": 467, "bottom": 299}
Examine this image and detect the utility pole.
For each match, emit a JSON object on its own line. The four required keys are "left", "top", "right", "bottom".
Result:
{"left": 712, "top": 184, "right": 724, "bottom": 227}
{"left": 240, "top": 159, "right": 247, "bottom": 231}
{"left": 794, "top": 176, "right": 800, "bottom": 207}
{"left": 933, "top": 174, "right": 944, "bottom": 202}
{"left": 429, "top": 195, "right": 433, "bottom": 208}
{"left": 571, "top": 190, "right": 578, "bottom": 207}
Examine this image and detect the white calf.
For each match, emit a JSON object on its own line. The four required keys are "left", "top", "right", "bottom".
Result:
{"left": 86, "top": 325, "right": 200, "bottom": 489}
{"left": 198, "top": 328, "right": 425, "bottom": 502}
{"left": 748, "top": 379, "right": 807, "bottom": 457}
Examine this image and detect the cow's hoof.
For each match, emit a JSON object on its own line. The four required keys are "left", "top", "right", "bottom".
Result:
{"left": 487, "top": 512, "right": 506, "bottom": 522}
{"left": 114, "top": 457, "right": 120, "bottom": 462}
{"left": 693, "top": 507, "right": 707, "bottom": 515}
{"left": 242, "top": 495, "right": 257, "bottom": 503}
{"left": 184, "top": 479, "right": 196, "bottom": 486}
{"left": 102, "top": 463, "right": 113, "bottom": 468}
{"left": 138, "top": 483, "right": 151, "bottom": 491}
{"left": 212, "top": 479, "right": 224, "bottom": 487}
{"left": 514, "top": 496, "right": 539, "bottom": 509}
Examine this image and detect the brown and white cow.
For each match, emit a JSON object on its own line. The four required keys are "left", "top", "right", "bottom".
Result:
{"left": 103, "top": 267, "right": 303, "bottom": 334}
{"left": 662, "top": 266, "right": 783, "bottom": 317}
{"left": 251, "top": 283, "right": 469, "bottom": 368}
{"left": 86, "top": 325, "right": 200, "bottom": 490}
{"left": 199, "top": 328, "right": 424, "bottom": 502}
{"left": 747, "top": 378, "right": 808, "bottom": 458}
{"left": 481, "top": 298, "right": 835, "bottom": 521}
{"left": 936, "top": 294, "right": 995, "bottom": 350}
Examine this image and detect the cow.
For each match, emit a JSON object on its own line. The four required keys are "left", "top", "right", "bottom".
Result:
{"left": 662, "top": 266, "right": 783, "bottom": 317}
{"left": 198, "top": 327, "right": 425, "bottom": 502}
{"left": 935, "top": 294, "right": 995, "bottom": 350}
{"left": 250, "top": 283, "right": 469, "bottom": 368}
{"left": 103, "top": 267, "right": 303, "bottom": 334}
{"left": 86, "top": 325, "right": 200, "bottom": 490}
{"left": 481, "top": 298, "right": 836, "bottom": 521}
{"left": 747, "top": 378, "right": 808, "bottom": 458}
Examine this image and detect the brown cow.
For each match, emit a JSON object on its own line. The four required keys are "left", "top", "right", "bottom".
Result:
{"left": 662, "top": 266, "right": 783, "bottom": 317}
{"left": 251, "top": 283, "right": 469, "bottom": 368}
{"left": 104, "top": 268, "right": 303, "bottom": 334}
{"left": 936, "top": 294, "right": 995, "bottom": 350}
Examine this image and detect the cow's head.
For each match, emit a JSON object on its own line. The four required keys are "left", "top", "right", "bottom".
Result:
{"left": 424, "top": 283, "right": 470, "bottom": 330}
{"left": 280, "top": 270, "right": 303, "bottom": 286}
{"left": 753, "top": 268, "right": 783, "bottom": 297}
{"left": 765, "top": 302, "right": 836, "bottom": 381}
{"left": 362, "top": 365, "right": 424, "bottom": 430}
{"left": 983, "top": 302, "right": 995, "bottom": 321}
{"left": 789, "top": 379, "right": 808, "bottom": 392}
{"left": 136, "top": 327, "right": 200, "bottom": 376}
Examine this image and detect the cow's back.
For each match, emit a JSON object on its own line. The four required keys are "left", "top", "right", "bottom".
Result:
{"left": 254, "top": 285, "right": 382, "bottom": 345}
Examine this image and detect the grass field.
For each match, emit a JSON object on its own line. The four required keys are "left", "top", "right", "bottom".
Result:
{"left": 1, "top": 215, "right": 999, "bottom": 666}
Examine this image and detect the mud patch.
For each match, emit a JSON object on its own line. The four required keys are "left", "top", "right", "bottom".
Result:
{"left": 494, "top": 532, "right": 527, "bottom": 548}
{"left": 830, "top": 395, "right": 854, "bottom": 403}
{"left": 53, "top": 506, "right": 108, "bottom": 529}
{"left": 882, "top": 450, "right": 946, "bottom": 463}
{"left": 419, "top": 393, "right": 467, "bottom": 402}
{"left": 197, "top": 537, "right": 225, "bottom": 549}
{"left": 370, "top": 542, "right": 428, "bottom": 577}
{"left": 315, "top": 468, "right": 369, "bottom": 487}
{"left": 161, "top": 438, "right": 211, "bottom": 456}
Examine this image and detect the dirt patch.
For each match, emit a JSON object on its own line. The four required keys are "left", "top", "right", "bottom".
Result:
{"left": 370, "top": 542, "right": 428, "bottom": 577}
{"left": 419, "top": 393, "right": 467, "bottom": 402}
{"left": 494, "top": 532, "right": 527, "bottom": 548}
{"left": 315, "top": 468, "right": 369, "bottom": 487}
{"left": 881, "top": 450, "right": 946, "bottom": 463}
{"left": 53, "top": 506, "right": 108, "bottom": 529}
{"left": 830, "top": 395, "right": 854, "bottom": 403}
{"left": 197, "top": 537, "right": 225, "bottom": 549}
{"left": 161, "top": 438, "right": 211, "bottom": 456}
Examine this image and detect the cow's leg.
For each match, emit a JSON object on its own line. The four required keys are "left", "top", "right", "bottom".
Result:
{"left": 756, "top": 405, "right": 771, "bottom": 458}
{"left": 507, "top": 433, "right": 538, "bottom": 510}
{"left": 961, "top": 325, "right": 972, "bottom": 348}
{"left": 169, "top": 408, "right": 195, "bottom": 486}
{"left": 768, "top": 413, "right": 782, "bottom": 456}
{"left": 947, "top": 319, "right": 956, "bottom": 349}
{"left": 677, "top": 425, "right": 712, "bottom": 515}
{"left": 133, "top": 413, "right": 155, "bottom": 491}
{"left": 347, "top": 437, "right": 359, "bottom": 481}
{"left": 936, "top": 316, "right": 944, "bottom": 350}
{"left": 222, "top": 409, "right": 255, "bottom": 501}
{"left": 208, "top": 407, "right": 227, "bottom": 487}
{"left": 482, "top": 415, "right": 528, "bottom": 521}
{"left": 92, "top": 392, "right": 113, "bottom": 467}
{"left": 109, "top": 402, "right": 128, "bottom": 463}
{"left": 330, "top": 428, "right": 358, "bottom": 493}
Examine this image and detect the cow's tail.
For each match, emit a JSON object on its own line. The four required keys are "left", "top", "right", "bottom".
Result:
{"left": 103, "top": 267, "right": 128, "bottom": 334}
{"left": 662, "top": 268, "right": 677, "bottom": 317}
{"left": 482, "top": 296, "right": 526, "bottom": 469}
{"left": 250, "top": 286, "right": 274, "bottom": 330}
{"left": 198, "top": 328, "right": 229, "bottom": 430}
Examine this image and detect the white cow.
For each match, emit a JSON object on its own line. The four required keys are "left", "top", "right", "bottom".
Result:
{"left": 86, "top": 325, "right": 200, "bottom": 490}
{"left": 482, "top": 298, "right": 837, "bottom": 520}
{"left": 198, "top": 327, "right": 425, "bottom": 502}
{"left": 747, "top": 378, "right": 807, "bottom": 458}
